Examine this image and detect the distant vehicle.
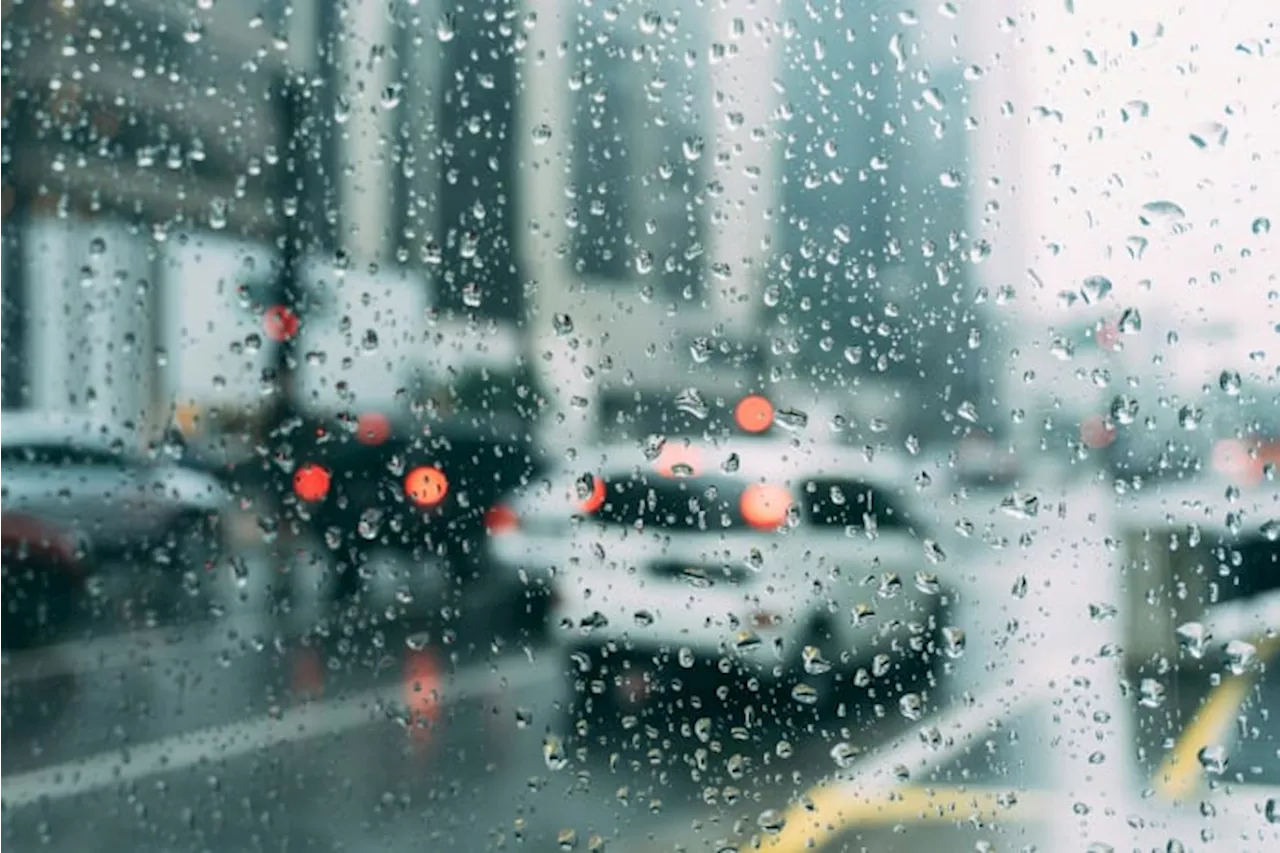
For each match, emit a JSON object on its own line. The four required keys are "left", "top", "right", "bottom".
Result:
{"left": 1, "top": 511, "right": 91, "bottom": 649}
{"left": 1102, "top": 380, "right": 1280, "bottom": 485}
{"left": 489, "top": 428, "right": 952, "bottom": 728}
{"left": 283, "top": 398, "right": 547, "bottom": 608}
{"left": 1, "top": 412, "right": 231, "bottom": 566}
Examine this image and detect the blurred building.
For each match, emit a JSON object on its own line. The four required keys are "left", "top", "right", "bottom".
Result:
{"left": 516, "top": 0, "right": 1006, "bottom": 450}
{"left": 1, "top": 0, "right": 296, "bottom": 435}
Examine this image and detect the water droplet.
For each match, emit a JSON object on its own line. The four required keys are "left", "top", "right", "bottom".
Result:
{"left": 830, "top": 742, "right": 860, "bottom": 768}
{"left": 1225, "top": 639, "right": 1258, "bottom": 675}
{"left": 1178, "top": 405, "right": 1204, "bottom": 431}
{"left": 357, "top": 508, "right": 383, "bottom": 540}
{"left": 899, "top": 692, "right": 924, "bottom": 720}
{"left": 790, "top": 683, "right": 820, "bottom": 705}
{"left": 436, "top": 13, "right": 457, "bottom": 42}
{"left": 942, "top": 626, "right": 966, "bottom": 658}
{"left": 956, "top": 401, "right": 979, "bottom": 423}
{"left": 1219, "top": 370, "right": 1242, "bottom": 396}
{"left": 639, "top": 10, "right": 662, "bottom": 34}
{"left": 531, "top": 123, "right": 553, "bottom": 145}
{"left": 673, "top": 388, "right": 709, "bottom": 420}
{"left": 543, "top": 734, "right": 569, "bottom": 770}
{"left": 1252, "top": 216, "right": 1272, "bottom": 236}
{"left": 641, "top": 434, "right": 666, "bottom": 462}
{"left": 634, "top": 610, "right": 654, "bottom": 627}
{"left": 1197, "top": 744, "right": 1228, "bottom": 775}
{"left": 1261, "top": 519, "right": 1280, "bottom": 542}
{"left": 757, "top": 809, "right": 786, "bottom": 834}
{"left": 515, "top": 707, "right": 533, "bottom": 728}
{"left": 1011, "top": 575, "right": 1028, "bottom": 599}
{"left": 1139, "top": 677, "right": 1166, "bottom": 708}
{"left": 775, "top": 408, "right": 809, "bottom": 431}
{"left": 690, "top": 337, "right": 713, "bottom": 363}
{"left": 1000, "top": 492, "right": 1040, "bottom": 520}
{"left": 1139, "top": 200, "right": 1186, "bottom": 226}
{"left": 1119, "top": 307, "right": 1143, "bottom": 334}
{"left": 923, "top": 540, "right": 947, "bottom": 564}
{"left": 406, "top": 632, "right": 431, "bottom": 651}
{"left": 733, "top": 631, "right": 762, "bottom": 652}
{"left": 802, "top": 646, "right": 832, "bottom": 674}
{"left": 1110, "top": 394, "right": 1139, "bottom": 425}
{"left": 682, "top": 136, "right": 705, "bottom": 161}
{"left": 721, "top": 453, "right": 740, "bottom": 473}
{"left": 380, "top": 83, "right": 403, "bottom": 109}
{"left": 634, "top": 249, "right": 653, "bottom": 275}
{"left": 914, "top": 572, "right": 942, "bottom": 595}
{"left": 762, "top": 284, "right": 781, "bottom": 307}
{"left": 678, "top": 647, "right": 696, "bottom": 668}
{"left": 553, "top": 313, "right": 574, "bottom": 335}
{"left": 1080, "top": 275, "right": 1113, "bottom": 304}
{"left": 1176, "top": 622, "right": 1209, "bottom": 659}
{"left": 1265, "top": 798, "right": 1279, "bottom": 824}
{"left": 361, "top": 329, "right": 379, "bottom": 353}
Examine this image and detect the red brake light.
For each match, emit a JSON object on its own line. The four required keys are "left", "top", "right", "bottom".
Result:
{"left": 1080, "top": 415, "right": 1116, "bottom": 449}
{"left": 356, "top": 412, "right": 391, "bottom": 446}
{"left": 405, "top": 465, "right": 449, "bottom": 508}
{"left": 294, "top": 463, "right": 332, "bottom": 502}
{"left": 579, "top": 474, "right": 606, "bottom": 513}
{"left": 740, "top": 482, "right": 793, "bottom": 530}
{"left": 484, "top": 504, "right": 520, "bottom": 534}
{"left": 735, "top": 395, "right": 774, "bottom": 434}
{"left": 263, "top": 304, "right": 300, "bottom": 342}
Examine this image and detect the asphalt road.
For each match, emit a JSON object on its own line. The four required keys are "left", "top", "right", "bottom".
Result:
{"left": 4, "top": 477, "right": 1277, "bottom": 853}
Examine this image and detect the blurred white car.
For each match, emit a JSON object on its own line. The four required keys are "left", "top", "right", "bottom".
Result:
{"left": 489, "top": 433, "right": 953, "bottom": 722}
{"left": 1, "top": 412, "right": 230, "bottom": 563}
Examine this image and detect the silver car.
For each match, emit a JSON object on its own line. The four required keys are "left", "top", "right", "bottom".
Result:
{"left": 1, "top": 412, "right": 231, "bottom": 605}
{"left": 489, "top": 437, "right": 953, "bottom": 724}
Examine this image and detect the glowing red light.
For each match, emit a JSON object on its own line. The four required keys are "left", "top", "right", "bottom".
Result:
{"left": 405, "top": 466, "right": 449, "bottom": 508}
{"left": 735, "top": 395, "right": 775, "bottom": 434}
{"left": 1080, "top": 416, "right": 1117, "bottom": 449}
{"left": 740, "top": 482, "right": 793, "bottom": 530}
{"left": 484, "top": 504, "right": 520, "bottom": 534}
{"left": 356, "top": 412, "right": 391, "bottom": 446}
{"left": 264, "top": 305, "right": 300, "bottom": 342}
{"left": 293, "top": 463, "right": 331, "bottom": 502}
{"left": 579, "top": 475, "right": 606, "bottom": 513}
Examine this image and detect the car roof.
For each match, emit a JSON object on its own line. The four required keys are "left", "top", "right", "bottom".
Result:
{"left": 571, "top": 437, "right": 916, "bottom": 487}
{"left": 1, "top": 411, "right": 137, "bottom": 453}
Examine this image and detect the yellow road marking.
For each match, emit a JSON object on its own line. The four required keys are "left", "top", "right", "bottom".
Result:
{"left": 1153, "top": 633, "right": 1279, "bottom": 802}
{"left": 759, "top": 784, "right": 1053, "bottom": 853}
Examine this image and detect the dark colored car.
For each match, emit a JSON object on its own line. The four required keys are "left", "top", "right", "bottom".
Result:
{"left": 276, "top": 407, "right": 546, "bottom": 608}
{"left": 1, "top": 511, "right": 91, "bottom": 650}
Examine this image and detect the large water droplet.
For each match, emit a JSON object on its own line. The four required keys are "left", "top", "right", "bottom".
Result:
{"left": 543, "top": 734, "right": 569, "bottom": 770}
{"left": 1175, "top": 622, "right": 1209, "bottom": 659}
{"left": 1081, "top": 275, "right": 1114, "bottom": 304}
{"left": 830, "top": 741, "right": 860, "bottom": 769}
{"left": 791, "top": 683, "right": 820, "bottom": 705}
{"left": 1197, "top": 744, "right": 1228, "bottom": 775}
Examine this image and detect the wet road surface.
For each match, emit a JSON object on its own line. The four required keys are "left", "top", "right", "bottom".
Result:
{"left": 5, "top": 480, "right": 1277, "bottom": 852}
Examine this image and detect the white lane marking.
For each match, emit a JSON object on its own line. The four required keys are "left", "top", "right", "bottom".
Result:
{"left": 1, "top": 654, "right": 559, "bottom": 810}
{"left": 838, "top": 678, "right": 1034, "bottom": 788}
{"left": 2, "top": 611, "right": 275, "bottom": 685}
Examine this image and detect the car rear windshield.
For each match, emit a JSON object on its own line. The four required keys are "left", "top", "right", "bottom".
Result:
{"left": 588, "top": 475, "right": 760, "bottom": 531}
{"left": 585, "top": 474, "right": 910, "bottom": 533}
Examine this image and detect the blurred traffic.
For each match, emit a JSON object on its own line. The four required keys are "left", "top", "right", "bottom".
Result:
{"left": 3, "top": 1, "right": 1279, "bottom": 852}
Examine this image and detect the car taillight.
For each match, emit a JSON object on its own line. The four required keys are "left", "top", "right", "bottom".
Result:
{"left": 577, "top": 474, "right": 606, "bottom": 514}
{"left": 355, "top": 412, "right": 391, "bottom": 446}
{"left": 405, "top": 465, "right": 449, "bottom": 508}
{"left": 1080, "top": 415, "right": 1117, "bottom": 449}
{"left": 740, "top": 482, "right": 793, "bottom": 531}
{"left": 294, "top": 463, "right": 332, "bottom": 502}
{"left": 735, "top": 394, "right": 775, "bottom": 434}
{"left": 484, "top": 504, "right": 519, "bottom": 535}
